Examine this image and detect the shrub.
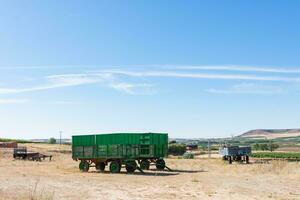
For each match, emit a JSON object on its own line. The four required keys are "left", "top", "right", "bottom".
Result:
{"left": 182, "top": 152, "right": 194, "bottom": 159}
{"left": 49, "top": 138, "right": 56, "bottom": 144}
{"left": 168, "top": 143, "right": 186, "bottom": 156}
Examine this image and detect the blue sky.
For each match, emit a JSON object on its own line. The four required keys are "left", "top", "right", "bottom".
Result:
{"left": 1, "top": 1, "right": 300, "bottom": 139}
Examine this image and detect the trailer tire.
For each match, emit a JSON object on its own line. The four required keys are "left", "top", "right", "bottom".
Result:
{"left": 110, "top": 161, "right": 121, "bottom": 173}
{"left": 156, "top": 159, "right": 165, "bottom": 170}
{"left": 228, "top": 156, "right": 232, "bottom": 164}
{"left": 235, "top": 156, "right": 241, "bottom": 161}
{"left": 125, "top": 160, "right": 137, "bottom": 173}
{"left": 140, "top": 160, "right": 150, "bottom": 170}
{"left": 79, "top": 161, "right": 89, "bottom": 172}
{"left": 245, "top": 155, "right": 249, "bottom": 164}
{"left": 96, "top": 162, "right": 106, "bottom": 172}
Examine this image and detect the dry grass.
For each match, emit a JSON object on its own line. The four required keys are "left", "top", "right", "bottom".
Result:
{"left": 1, "top": 143, "right": 300, "bottom": 200}
{"left": 0, "top": 179, "right": 55, "bottom": 200}
{"left": 253, "top": 160, "right": 300, "bottom": 175}
{"left": 27, "top": 179, "right": 55, "bottom": 200}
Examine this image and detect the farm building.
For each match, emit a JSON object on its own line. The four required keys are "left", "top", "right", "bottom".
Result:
{"left": 0, "top": 142, "right": 17, "bottom": 148}
{"left": 186, "top": 144, "right": 198, "bottom": 150}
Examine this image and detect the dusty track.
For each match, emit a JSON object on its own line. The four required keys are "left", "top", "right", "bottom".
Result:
{"left": 0, "top": 144, "right": 300, "bottom": 200}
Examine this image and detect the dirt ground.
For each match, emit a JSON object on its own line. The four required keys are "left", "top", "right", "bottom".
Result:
{"left": 0, "top": 144, "right": 300, "bottom": 200}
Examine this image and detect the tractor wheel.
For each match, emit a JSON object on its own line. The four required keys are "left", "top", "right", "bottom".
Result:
{"left": 96, "top": 162, "right": 106, "bottom": 172}
{"left": 110, "top": 161, "right": 121, "bottom": 173}
{"left": 156, "top": 159, "right": 165, "bottom": 170}
{"left": 79, "top": 161, "right": 89, "bottom": 172}
{"left": 140, "top": 160, "right": 150, "bottom": 170}
{"left": 125, "top": 160, "right": 137, "bottom": 173}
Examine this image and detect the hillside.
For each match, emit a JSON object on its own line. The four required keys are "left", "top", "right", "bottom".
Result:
{"left": 240, "top": 129, "right": 300, "bottom": 139}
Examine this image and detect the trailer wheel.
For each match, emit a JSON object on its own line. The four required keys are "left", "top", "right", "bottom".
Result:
{"left": 238, "top": 156, "right": 242, "bottom": 161}
{"left": 234, "top": 156, "right": 241, "bottom": 161}
{"left": 156, "top": 159, "right": 165, "bottom": 170}
{"left": 96, "top": 162, "right": 106, "bottom": 172}
{"left": 125, "top": 160, "right": 137, "bottom": 173}
{"left": 245, "top": 155, "right": 249, "bottom": 164}
{"left": 79, "top": 161, "right": 89, "bottom": 172}
{"left": 140, "top": 160, "right": 150, "bottom": 170}
{"left": 110, "top": 161, "right": 121, "bottom": 173}
{"left": 228, "top": 156, "right": 232, "bottom": 164}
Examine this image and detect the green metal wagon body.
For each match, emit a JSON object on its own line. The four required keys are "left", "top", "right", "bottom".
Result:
{"left": 72, "top": 132, "right": 168, "bottom": 173}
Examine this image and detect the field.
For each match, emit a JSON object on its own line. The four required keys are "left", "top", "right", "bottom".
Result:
{"left": 251, "top": 152, "right": 300, "bottom": 160}
{"left": 1, "top": 143, "right": 300, "bottom": 200}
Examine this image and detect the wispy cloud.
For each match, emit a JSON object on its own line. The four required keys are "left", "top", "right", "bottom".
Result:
{"left": 109, "top": 82, "right": 155, "bottom": 95}
{"left": 0, "top": 72, "right": 155, "bottom": 95}
{"left": 206, "top": 83, "right": 285, "bottom": 94}
{"left": 3, "top": 64, "right": 300, "bottom": 74}
{"left": 0, "top": 74, "right": 109, "bottom": 94}
{"left": 1, "top": 66, "right": 300, "bottom": 96}
{"left": 48, "top": 101, "right": 83, "bottom": 105}
{"left": 101, "top": 69, "right": 300, "bottom": 82}
{"left": 167, "top": 65, "right": 300, "bottom": 74}
{"left": 0, "top": 99, "right": 29, "bottom": 104}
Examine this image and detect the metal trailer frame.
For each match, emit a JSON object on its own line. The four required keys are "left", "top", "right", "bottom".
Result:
{"left": 13, "top": 147, "right": 52, "bottom": 161}
{"left": 72, "top": 133, "right": 170, "bottom": 173}
{"left": 219, "top": 145, "right": 251, "bottom": 164}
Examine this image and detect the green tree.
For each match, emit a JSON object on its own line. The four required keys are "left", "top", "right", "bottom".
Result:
{"left": 269, "top": 143, "right": 279, "bottom": 152}
{"left": 261, "top": 143, "right": 269, "bottom": 151}
{"left": 252, "top": 143, "right": 279, "bottom": 151}
{"left": 253, "top": 143, "right": 260, "bottom": 151}
{"left": 49, "top": 137, "right": 56, "bottom": 144}
{"left": 168, "top": 144, "right": 186, "bottom": 156}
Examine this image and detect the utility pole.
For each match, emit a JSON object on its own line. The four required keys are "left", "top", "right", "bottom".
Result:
{"left": 208, "top": 139, "right": 211, "bottom": 158}
{"left": 59, "top": 131, "right": 62, "bottom": 145}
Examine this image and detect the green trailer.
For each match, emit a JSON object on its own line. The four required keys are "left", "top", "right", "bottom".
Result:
{"left": 72, "top": 132, "right": 168, "bottom": 173}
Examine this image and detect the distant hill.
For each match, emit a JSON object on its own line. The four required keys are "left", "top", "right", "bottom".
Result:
{"left": 240, "top": 129, "right": 300, "bottom": 139}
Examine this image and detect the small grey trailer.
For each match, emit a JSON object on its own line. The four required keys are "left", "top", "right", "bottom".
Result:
{"left": 219, "top": 145, "right": 251, "bottom": 164}
{"left": 13, "top": 147, "right": 52, "bottom": 161}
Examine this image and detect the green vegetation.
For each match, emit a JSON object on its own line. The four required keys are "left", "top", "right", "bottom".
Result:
{"left": 198, "top": 144, "right": 219, "bottom": 151}
{"left": 225, "top": 136, "right": 300, "bottom": 146}
{"left": 182, "top": 152, "right": 194, "bottom": 159}
{"left": 175, "top": 136, "right": 300, "bottom": 158}
{"left": 252, "top": 143, "right": 279, "bottom": 151}
{"left": 251, "top": 152, "right": 300, "bottom": 160}
{"left": 168, "top": 143, "right": 186, "bottom": 156}
{"left": 169, "top": 140, "right": 177, "bottom": 144}
{"left": 272, "top": 136, "right": 300, "bottom": 143}
{"left": 48, "top": 138, "right": 56, "bottom": 144}
{"left": 0, "top": 138, "right": 31, "bottom": 143}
